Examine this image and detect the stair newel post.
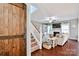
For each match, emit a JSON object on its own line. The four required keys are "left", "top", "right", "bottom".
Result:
{"left": 39, "top": 24, "right": 43, "bottom": 49}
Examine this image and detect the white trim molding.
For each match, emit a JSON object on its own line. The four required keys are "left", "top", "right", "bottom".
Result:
{"left": 39, "top": 24, "right": 43, "bottom": 49}
{"left": 78, "top": 17, "right": 79, "bottom": 41}
{"left": 26, "top": 3, "right": 31, "bottom": 56}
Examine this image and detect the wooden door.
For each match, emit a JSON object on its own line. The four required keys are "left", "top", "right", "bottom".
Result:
{"left": 0, "top": 3, "right": 26, "bottom": 56}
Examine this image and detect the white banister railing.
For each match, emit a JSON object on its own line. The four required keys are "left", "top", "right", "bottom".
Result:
{"left": 31, "top": 32, "right": 40, "bottom": 46}
{"left": 31, "top": 23, "right": 40, "bottom": 41}
{"left": 32, "top": 22, "right": 40, "bottom": 33}
{"left": 31, "top": 21, "right": 43, "bottom": 50}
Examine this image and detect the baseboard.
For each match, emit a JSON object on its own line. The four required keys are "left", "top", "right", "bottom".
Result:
{"left": 69, "top": 39, "right": 78, "bottom": 42}
{"left": 69, "top": 38, "right": 77, "bottom": 40}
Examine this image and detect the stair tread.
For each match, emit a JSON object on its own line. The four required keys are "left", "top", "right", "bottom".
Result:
{"left": 31, "top": 42, "right": 38, "bottom": 47}
{"left": 31, "top": 45, "right": 39, "bottom": 52}
{"left": 31, "top": 33, "right": 39, "bottom": 52}
{"left": 31, "top": 41, "right": 37, "bottom": 44}
{"left": 31, "top": 39, "right": 35, "bottom": 42}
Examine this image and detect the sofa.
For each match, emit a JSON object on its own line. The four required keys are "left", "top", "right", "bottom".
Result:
{"left": 57, "top": 33, "right": 69, "bottom": 46}
{"left": 42, "top": 33, "right": 69, "bottom": 49}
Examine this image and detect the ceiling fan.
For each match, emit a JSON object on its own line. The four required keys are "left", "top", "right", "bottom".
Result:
{"left": 47, "top": 16, "right": 57, "bottom": 23}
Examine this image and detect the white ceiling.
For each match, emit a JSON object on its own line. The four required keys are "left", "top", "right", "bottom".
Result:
{"left": 31, "top": 3, "right": 79, "bottom": 23}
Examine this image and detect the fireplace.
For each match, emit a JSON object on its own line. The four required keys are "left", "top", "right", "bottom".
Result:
{"left": 53, "top": 32, "right": 60, "bottom": 36}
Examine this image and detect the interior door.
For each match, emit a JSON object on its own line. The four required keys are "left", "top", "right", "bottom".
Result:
{"left": 0, "top": 3, "right": 26, "bottom": 56}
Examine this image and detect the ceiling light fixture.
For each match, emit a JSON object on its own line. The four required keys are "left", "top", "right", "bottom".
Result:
{"left": 49, "top": 17, "right": 52, "bottom": 23}
{"left": 45, "top": 16, "right": 58, "bottom": 23}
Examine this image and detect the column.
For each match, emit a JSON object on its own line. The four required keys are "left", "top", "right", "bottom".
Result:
{"left": 39, "top": 24, "right": 43, "bottom": 49}
{"left": 26, "top": 4, "right": 31, "bottom": 56}
{"left": 78, "top": 17, "right": 79, "bottom": 41}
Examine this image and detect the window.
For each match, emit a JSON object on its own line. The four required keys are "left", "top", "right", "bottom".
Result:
{"left": 48, "top": 24, "right": 53, "bottom": 34}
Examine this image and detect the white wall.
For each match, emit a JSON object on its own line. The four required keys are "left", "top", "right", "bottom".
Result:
{"left": 69, "top": 19, "right": 78, "bottom": 40}
{"left": 61, "top": 22, "right": 69, "bottom": 34}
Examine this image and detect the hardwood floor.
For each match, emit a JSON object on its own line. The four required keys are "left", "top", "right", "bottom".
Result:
{"left": 32, "top": 39, "right": 78, "bottom": 56}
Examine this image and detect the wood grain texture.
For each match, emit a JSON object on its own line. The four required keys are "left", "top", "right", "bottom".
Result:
{"left": 0, "top": 3, "right": 26, "bottom": 56}
{"left": 10, "top": 3, "right": 26, "bottom": 9}
{"left": 32, "top": 40, "right": 78, "bottom": 56}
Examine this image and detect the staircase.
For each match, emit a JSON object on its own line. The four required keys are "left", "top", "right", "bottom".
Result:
{"left": 31, "top": 22, "right": 40, "bottom": 52}
{"left": 31, "top": 34, "right": 39, "bottom": 52}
